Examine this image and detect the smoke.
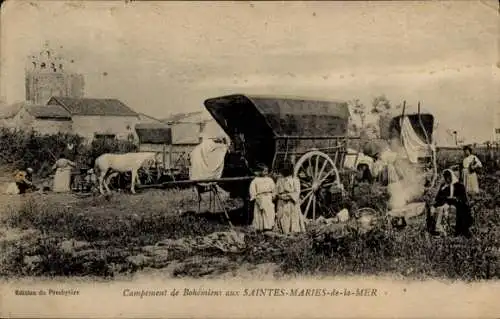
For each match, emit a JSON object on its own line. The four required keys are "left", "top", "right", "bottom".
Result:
{"left": 381, "top": 138, "right": 427, "bottom": 210}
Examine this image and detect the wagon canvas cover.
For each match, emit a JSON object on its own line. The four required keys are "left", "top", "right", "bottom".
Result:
{"left": 204, "top": 94, "right": 350, "bottom": 170}
{"left": 204, "top": 94, "right": 349, "bottom": 138}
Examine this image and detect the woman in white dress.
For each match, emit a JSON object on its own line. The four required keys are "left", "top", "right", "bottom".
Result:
{"left": 249, "top": 164, "right": 276, "bottom": 231}
{"left": 462, "top": 146, "right": 482, "bottom": 195}
{"left": 275, "top": 164, "right": 305, "bottom": 234}
{"left": 52, "top": 158, "right": 76, "bottom": 193}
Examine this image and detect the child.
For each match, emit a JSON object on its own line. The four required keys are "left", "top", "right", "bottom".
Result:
{"left": 249, "top": 163, "right": 276, "bottom": 231}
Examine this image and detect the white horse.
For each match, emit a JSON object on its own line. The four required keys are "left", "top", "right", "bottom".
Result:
{"left": 94, "top": 152, "right": 157, "bottom": 194}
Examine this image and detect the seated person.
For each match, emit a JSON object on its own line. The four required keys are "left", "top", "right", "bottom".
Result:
{"left": 14, "top": 168, "right": 36, "bottom": 194}
{"left": 84, "top": 169, "right": 98, "bottom": 192}
{"left": 430, "top": 169, "right": 473, "bottom": 237}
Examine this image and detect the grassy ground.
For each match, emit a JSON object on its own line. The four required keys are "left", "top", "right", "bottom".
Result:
{"left": 0, "top": 176, "right": 498, "bottom": 281}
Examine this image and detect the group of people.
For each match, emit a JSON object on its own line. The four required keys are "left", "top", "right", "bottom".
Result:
{"left": 429, "top": 145, "right": 483, "bottom": 238}
{"left": 248, "top": 144, "right": 484, "bottom": 239}
{"left": 248, "top": 163, "right": 306, "bottom": 235}
{"left": 12, "top": 156, "right": 98, "bottom": 195}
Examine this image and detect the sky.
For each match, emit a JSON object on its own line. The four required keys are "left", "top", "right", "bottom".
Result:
{"left": 1, "top": 0, "right": 499, "bottom": 143}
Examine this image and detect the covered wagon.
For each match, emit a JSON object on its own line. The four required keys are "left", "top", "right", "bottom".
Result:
{"left": 203, "top": 94, "right": 359, "bottom": 219}
{"left": 373, "top": 104, "right": 438, "bottom": 187}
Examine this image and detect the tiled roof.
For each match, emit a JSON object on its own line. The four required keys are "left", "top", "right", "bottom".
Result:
{"left": 135, "top": 123, "right": 172, "bottom": 144}
{"left": 48, "top": 97, "right": 138, "bottom": 116}
{"left": 25, "top": 105, "right": 71, "bottom": 119}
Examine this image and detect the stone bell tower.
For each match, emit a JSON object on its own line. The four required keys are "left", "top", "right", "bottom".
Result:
{"left": 25, "top": 41, "right": 85, "bottom": 104}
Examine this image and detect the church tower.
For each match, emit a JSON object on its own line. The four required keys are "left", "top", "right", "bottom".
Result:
{"left": 25, "top": 41, "right": 85, "bottom": 104}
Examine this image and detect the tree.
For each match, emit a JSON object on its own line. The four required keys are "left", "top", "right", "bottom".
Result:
{"left": 364, "top": 122, "right": 380, "bottom": 139}
{"left": 370, "top": 95, "right": 392, "bottom": 115}
{"left": 370, "top": 94, "right": 403, "bottom": 139}
{"left": 348, "top": 99, "right": 367, "bottom": 136}
{"left": 350, "top": 99, "right": 367, "bottom": 126}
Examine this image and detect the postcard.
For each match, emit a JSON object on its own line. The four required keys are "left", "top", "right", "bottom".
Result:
{"left": 0, "top": 1, "right": 499, "bottom": 318}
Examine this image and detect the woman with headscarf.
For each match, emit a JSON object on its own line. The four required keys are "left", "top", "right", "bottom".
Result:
{"left": 249, "top": 163, "right": 276, "bottom": 231}
{"left": 52, "top": 158, "right": 76, "bottom": 193}
{"left": 462, "top": 145, "right": 482, "bottom": 195}
{"left": 275, "top": 163, "right": 306, "bottom": 234}
{"left": 431, "top": 169, "right": 472, "bottom": 237}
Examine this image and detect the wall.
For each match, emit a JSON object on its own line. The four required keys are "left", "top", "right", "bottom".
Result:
{"left": 0, "top": 118, "right": 19, "bottom": 130}
{"left": 12, "top": 107, "right": 35, "bottom": 130}
{"left": 170, "top": 122, "right": 202, "bottom": 144}
{"left": 3, "top": 107, "right": 72, "bottom": 135}
{"left": 32, "top": 118, "right": 72, "bottom": 135}
{"left": 72, "top": 115, "right": 139, "bottom": 142}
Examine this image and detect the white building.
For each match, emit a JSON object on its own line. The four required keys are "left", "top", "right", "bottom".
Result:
{"left": 0, "top": 101, "right": 72, "bottom": 135}
{"left": 47, "top": 96, "right": 140, "bottom": 142}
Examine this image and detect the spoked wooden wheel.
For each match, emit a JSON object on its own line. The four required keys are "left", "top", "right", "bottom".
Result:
{"left": 294, "top": 150, "right": 342, "bottom": 220}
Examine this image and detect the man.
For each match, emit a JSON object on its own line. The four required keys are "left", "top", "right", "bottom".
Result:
{"left": 14, "top": 168, "right": 35, "bottom": 194}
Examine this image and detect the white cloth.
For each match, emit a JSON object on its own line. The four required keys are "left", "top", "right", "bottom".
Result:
{"left": 462, "top": 155, "right": 482, "bottom": 194}
{"left": 5, "top": 182, "right": 19, "bottom": 194}
{"left": 343, "top": 149, "right": 374, "bottom": 171}
{"left": 52, "top": 158, "right": 75, "bottom": 193}
{"left": 189, "top": 139, "right": 228, "bottom": 183}
{"left": 441, "top": 168, "right": 459, "bottom": 197}
{"left": 337, "top": 209, "right": 350, "bottom": 223}
{"left": 400, "top": 116, "right": 433, "bottom": 164}
{"left": 249, "top": 176, "right": 276, "bottom": 231}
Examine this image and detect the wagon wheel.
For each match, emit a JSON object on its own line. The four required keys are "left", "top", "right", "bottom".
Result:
{"left": 294, "top": 150, "right": 342, "bottom": 220}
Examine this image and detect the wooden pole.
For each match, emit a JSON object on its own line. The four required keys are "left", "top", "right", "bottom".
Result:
{"left": 162, "top": 143, "right": 166, "bottom": 170}
{"left": 136, "top": 176, "right": 254, "bottom": 189}
{"left": 169, "top": 144, "right": 173, "bottom": 170}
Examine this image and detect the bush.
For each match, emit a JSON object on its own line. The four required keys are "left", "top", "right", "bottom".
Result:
{"left": 0, "top": 129, "right": 137, "bottom": 175}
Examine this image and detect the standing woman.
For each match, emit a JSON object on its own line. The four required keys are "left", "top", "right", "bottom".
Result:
{"left": 249, "top": 164, "right": 276, "bottom": 231}
{"left": 462, "top": 145, "right": 482, "bottom": 195}
{"left": 52, "top": 158, "right": 76, "bottom": 193}
{"left": 275, "top": 163, "right": 306, "bottom": 234}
